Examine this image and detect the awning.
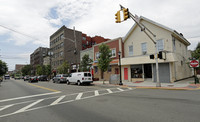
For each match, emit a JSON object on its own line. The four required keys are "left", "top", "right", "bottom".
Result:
{"left": 93, "top": 59, "right": 119, "bottom": 66}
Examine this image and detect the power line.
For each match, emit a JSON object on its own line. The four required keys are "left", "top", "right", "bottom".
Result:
{"left": 0, "top": 24, "right": 40, "bottom": 40}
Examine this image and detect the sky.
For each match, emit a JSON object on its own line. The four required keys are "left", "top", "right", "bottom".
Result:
{"left": 0, "top": 0, "right": 200, "bottom": 71}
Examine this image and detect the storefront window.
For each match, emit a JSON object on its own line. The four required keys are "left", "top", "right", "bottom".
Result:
{"left": 131, "top": 65, "right": 142, "bottom": 78}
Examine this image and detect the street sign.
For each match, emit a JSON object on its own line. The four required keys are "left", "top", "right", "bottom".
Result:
{"left": 190, "top": 60, "right": 199, "bottom": 67}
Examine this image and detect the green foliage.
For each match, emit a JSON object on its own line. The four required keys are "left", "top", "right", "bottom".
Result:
{"left": 21, "top": 65, "right": 32, "bottom": 76}
{"left": 97, "top": 43, "right": 112, "bottom": 79}
{"left": 192, "top": 42, "right": 200, "bottom": 60}
{"left": 45, "top": 65, "right": 51, "bottom": 76}
{"left": 0, "top": 60, "right": 8, "bottom": 76}
{"left": 36, "top": 65, "right": 42, "bottom": 75}
{"left": 57, "top": 61, "right": 70, "bottom": 74}
{"left": 80, "top": 54, "right": 93, "bottom": 72}
{"left": 35, "top": 65, "right": 51, "bottom": 76}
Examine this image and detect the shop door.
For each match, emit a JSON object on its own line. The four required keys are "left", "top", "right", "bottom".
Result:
{"left": 124, "top": 68, "right": 128, "bottom": 80}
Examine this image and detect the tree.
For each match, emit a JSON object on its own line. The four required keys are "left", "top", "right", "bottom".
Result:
{"left": 57, "top": 61, "right": 70, "bottom": 74}
{"left": 36, "top": 65, "right": 42, "bottom": 75}
{"left": 80, "top": 54, "right": 93, "bottom": 72}
{"left": 45, "top": 65, "right": 51, "bottom": 76}
{"left": 0, "top": 60, "right": 8, "bottom": 76}
{"left": 192, "top": 42, "right": 200, "bottom": 60}
{"left": 97, "top": 43, "right": 112, "bottom": 80}
{"left": 21, "top": 65, "right": 32, "bottom": 76}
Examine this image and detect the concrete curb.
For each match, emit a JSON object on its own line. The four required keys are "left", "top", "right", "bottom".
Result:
{"left": 92, "top": 82, "right": 200, "bottom": 90}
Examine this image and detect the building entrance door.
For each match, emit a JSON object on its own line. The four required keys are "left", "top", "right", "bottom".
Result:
{"left": 144, "top": 64, "right": 152, "bottom": 78}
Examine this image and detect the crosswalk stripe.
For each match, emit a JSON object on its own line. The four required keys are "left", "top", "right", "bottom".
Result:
{"left": 75, "top": 93, "right": 83, "bottom": 100}
{"left": 117, "top": 88, "right": 124, "bottom": 91}
{"left": 94, "top": 90, "right": 99, "bottom": 96}
{"left": 106, "top": 89, "right": 113, "bottom": 93}
{"left": 14, "top": 99, "right": 43, "bottom": 113}
{"left": 0, "top": 104, "right": 14, "bottom": 111}
{"left": 50, "top": 95, "right": 66, "bottom": 105}
{"left": 128, "top": 87, "right": 132, "bottom": 90}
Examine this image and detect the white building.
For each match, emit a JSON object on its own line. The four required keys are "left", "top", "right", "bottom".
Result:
{"left": 121, "top": 16, "right": 192, "bottom": 83}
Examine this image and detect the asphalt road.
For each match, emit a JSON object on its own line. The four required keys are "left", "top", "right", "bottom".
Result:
{"left": 0, "top": 79, "right": 200, "bottom": 122}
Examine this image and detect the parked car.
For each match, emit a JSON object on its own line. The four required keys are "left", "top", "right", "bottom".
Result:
{"left": 4, "top": 75, "right": 10, "bottom": 80}
{"left": 53, "top": 74, "right": 68, "bottom": 83}
{"left": 29, "top": 76, "right": 38, "bottom": 83}
{"left": 24, "top": 75, "right": 30, "bottom": 81}
{"left": 39, "top": 75, "right": 48, "bottom": 81}
{"left": 67, "top": 72, "right": 93, "bottom": 86}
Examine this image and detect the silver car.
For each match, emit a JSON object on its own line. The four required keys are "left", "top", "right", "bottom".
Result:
{"left": 53, "top": 74, "right": 68, "bottom": 83}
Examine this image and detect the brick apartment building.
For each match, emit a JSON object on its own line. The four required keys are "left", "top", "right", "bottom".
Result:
{"left": 30, "top": 47, "right": 49, "bottom": 75}
{"left": 50, "top": 25, "right": 109, "bottom": 74}
{"left": 93, "top": 37, "right": 123, "bottom": 81}
{"left": 15, "top": 64, "right": 26, "bottom": 73}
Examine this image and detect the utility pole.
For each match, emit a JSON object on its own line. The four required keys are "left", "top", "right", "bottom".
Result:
{"left": 73, "top": 26, "right": 78, "bottom": 72}
{"left": 117, "top": 4, "right": 161, "bottom": 87}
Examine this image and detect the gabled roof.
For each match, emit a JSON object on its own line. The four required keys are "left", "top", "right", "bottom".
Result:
{"left": 123, "top": 16, "right": 190, "bottom": 46}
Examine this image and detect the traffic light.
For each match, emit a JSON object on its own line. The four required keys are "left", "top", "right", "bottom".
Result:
{"left": 115, "top": 10, "right": 121, "bottom": 23}
{"left": 150, "top": 54, "right": 154, "bottom": 59}
{"left": 123, "top": 8, "right": 129, "bottom": 21}
{"left": 158, "top": 51, "right": 163, "bottom": 59}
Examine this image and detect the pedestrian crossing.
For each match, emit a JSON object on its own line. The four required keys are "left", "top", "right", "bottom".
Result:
{"left": 0, "top": 87, "right": 133, "bottom": 118}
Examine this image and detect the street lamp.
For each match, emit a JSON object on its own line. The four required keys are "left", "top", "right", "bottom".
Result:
{"left": 118, "top": 51, "right": 123, "bottom": 85}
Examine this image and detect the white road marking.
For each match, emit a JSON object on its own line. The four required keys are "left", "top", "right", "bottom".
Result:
{"left": 128, "top": 87, "right": 132, "bottom": 90}
{"left": 0, "top": 87, "right": 134, "bottom": 118}
{"left": 0, "top": 104, "right": 14, "bottom": 111}
{"left": 94, "top": 90, "right": 99, "bottom": 96}
{"left": 117, "top": 88, "right": 124, "bottom": 91}
{"left": 0, "top": 91, "right": 61, "bottom": 103}
{"left": 50, "top": 95, "right": 66, "bottom": 105}
{"left": 75, "top": 93, "right": 83, "bottom": 100}
{"left": 106, "top": 89, "right": 113, "bottom": 93}
{"left": 14, "top": 99, "right": 43, "bottom": 113}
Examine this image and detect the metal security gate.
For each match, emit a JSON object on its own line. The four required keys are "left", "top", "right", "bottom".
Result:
{"left": 153, "top": 63, "right": 170, "bottom": 83}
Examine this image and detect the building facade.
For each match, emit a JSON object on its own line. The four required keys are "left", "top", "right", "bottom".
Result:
{"left": 50, "top": 25, "right": 109, "bottom": 74}
{"left": 30, "top": 47, "right": 49, "bottom": 75}
{"left": 50, "top": 26, "right": 82, "bottom": 73}
{"left": 93, "top": 37, "right": 123, "bottom": 81}
{"left": 121, "top": 16, "right": 192, "bottom": 83}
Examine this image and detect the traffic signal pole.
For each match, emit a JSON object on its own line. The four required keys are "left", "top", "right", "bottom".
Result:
{"left": 118, "top": 5, "right": 161, "bottom": 87}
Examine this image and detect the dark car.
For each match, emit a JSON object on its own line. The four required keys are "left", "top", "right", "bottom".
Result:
{"left": 29, "top": 76, "right": 38, "bottom": 83}
{"left": 39, "top": 75, "right": 48, "bottom": 81}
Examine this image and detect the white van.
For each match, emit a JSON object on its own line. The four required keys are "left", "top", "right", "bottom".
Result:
{"left": 67, "top": 72, "right": 93, "bottom": 85}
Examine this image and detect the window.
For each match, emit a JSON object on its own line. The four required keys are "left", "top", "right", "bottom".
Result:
{"left": 157, "top": 39, "right": 164, "bottom": 51}
{"left": 96, "top": 52, "right": 100, "bottom": 60}
{"left": 94, "top": 66, "right": 98, "bottom": 73}
{"left": 141, "top": 43, "right": 147, "bottom": 55}
{"left": 107, "top": 65, "right": 112, "bottom": 72}
{"left": 129, "top": 45, "right": 133, "bottom": 56}
{"left": 111, "top": 48, "right": 116, "bottom": 57}
{"left": 60, "top": 33, "right": 64, "bottom": 39}
{"left": 82, "top": 37, "right": 86, "bottom": 40}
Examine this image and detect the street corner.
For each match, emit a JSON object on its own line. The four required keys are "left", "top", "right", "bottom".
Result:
{"left": 187, "top": 84, "right": 200, "bottom": 90}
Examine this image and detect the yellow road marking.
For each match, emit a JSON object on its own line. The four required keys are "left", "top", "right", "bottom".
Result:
{"left": 27, "top": 83, "right": 60, "bottom": 92}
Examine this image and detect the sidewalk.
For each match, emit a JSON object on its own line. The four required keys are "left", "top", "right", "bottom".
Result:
{"left": 93, "top": 77, "right": 200, "bottom": 90}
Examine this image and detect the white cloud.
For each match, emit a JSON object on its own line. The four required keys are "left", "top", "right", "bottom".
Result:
{"left": 1, "top": 0, "right": 200, "bottom": 70}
